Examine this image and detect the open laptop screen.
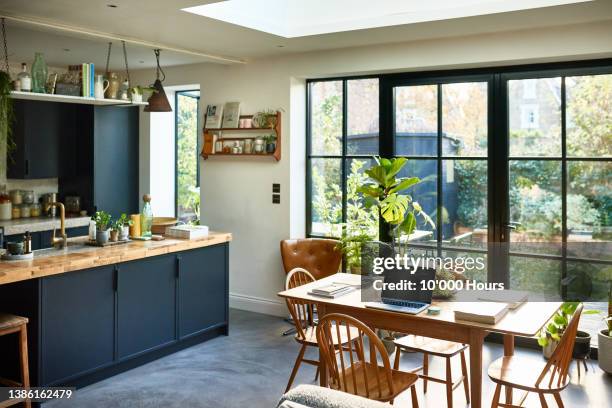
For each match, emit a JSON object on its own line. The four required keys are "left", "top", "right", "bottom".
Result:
{"left": 381, "top": 267, "right": 436, "bottom": 304}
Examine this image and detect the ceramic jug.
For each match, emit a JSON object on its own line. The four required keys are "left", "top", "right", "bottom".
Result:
{"left": 94, "top": 75, "right": 109, "bottom": 99}
{"left": 105, "top": 72, "right": 120, "bottom": 99}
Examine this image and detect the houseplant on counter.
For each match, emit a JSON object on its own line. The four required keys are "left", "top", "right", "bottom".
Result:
{"left": 115, "top": 213, "right": 132, "bottom": 241}
{"left": 93, "top": 211, "right": 112, "bottom": 245}
{"left": 599, "top": 281, "right": 612, "bottom": 374}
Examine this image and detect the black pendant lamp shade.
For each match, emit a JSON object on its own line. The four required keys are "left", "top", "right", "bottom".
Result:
{"left": 144, "top": 49, "right": 172, "bottom": 112}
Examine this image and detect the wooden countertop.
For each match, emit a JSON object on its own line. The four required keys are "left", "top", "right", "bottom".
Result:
{"left": 0, "top": 232, "right": 232, "bottom": 285}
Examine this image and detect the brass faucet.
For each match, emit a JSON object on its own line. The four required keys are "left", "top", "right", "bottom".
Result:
{"left": 50, "top": 202, "right": 68, "bottom": 249}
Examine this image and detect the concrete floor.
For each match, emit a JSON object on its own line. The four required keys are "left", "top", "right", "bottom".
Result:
{"left": 46, "top": 309, "right": 611, "bottom": 408}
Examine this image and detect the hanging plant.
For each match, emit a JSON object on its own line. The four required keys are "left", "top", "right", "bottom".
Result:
{"left": 0, "top": 18, "right": 16, "bottom": 159}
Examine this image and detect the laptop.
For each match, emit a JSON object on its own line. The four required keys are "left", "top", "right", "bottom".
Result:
{"left": 364, "top": 267, "right": 435, "bottom": 314}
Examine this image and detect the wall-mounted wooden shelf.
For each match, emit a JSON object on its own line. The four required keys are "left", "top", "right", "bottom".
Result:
{"left": 10, "top": 91, "right": 148, "bottom": 107}
{"left": 201, "top": 111, "right": 281, "bottom": 161}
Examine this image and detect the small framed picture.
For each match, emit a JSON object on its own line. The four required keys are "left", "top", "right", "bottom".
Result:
{"left": 46, "top": 73, "right": 58, "bottom": 94}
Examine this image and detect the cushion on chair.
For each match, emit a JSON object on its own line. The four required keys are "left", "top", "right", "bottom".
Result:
{"left": 280, "top": 239, "right": 342, "bottom": 280}
{"left": 278, "top": 384, "right": 391, "bottom": 408}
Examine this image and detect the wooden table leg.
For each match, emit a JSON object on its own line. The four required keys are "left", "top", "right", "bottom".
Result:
{"left": 468, "top": 329, "right": 485, "bottom": 408}
{"left": 503, "top": 335, "right": 515, "bottom": 404}
{"left": 317, "top": 304, "right": 328, "bottom": 387}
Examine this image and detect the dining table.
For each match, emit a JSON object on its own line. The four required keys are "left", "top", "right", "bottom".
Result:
{"left": 278, "top": 273, "right": 562, "bottom": 408}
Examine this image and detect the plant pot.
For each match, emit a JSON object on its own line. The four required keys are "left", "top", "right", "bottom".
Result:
{"left": 266, "top": 143, "right": 276, "bottom": 153}
{"left": 572, "top": 330, "right": 591, "bottom": 360}
{"left": 119, "top": 226, "right": 130, "bottom": 241}
{"left": 109, "top": 230, "right": 119, "bottom": 242}
{"left": 131, "top": 93, "right": 143, "bottom": 103}
{"left": 96, "top": 229, "right": 109, "bottom": 245}
{"left": 598, "top": 329, "right": 612, "bottom": 374}
{"left": 543, "top": 338, "right": 559, "bottom": 359}
{"left": 350, "top": 265, "right": 362, "bottom": 275}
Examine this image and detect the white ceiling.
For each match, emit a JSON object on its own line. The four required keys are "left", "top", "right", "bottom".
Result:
{"left": 0, "top": 0, "right": 610, "bottom": 67}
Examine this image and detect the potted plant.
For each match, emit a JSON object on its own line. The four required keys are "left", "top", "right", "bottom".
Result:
{"left": 92, "top": 211, "right": 111, "bottom": 245}
{"left": 264, "top": 134, "right": 277, "bottom": 153}
{"left": 252, "top": 109, "right": 281, "bottom": 128}
{"left": 110, "top": 223, "right": 120, "bottom": 242}
{"left": 129, "top": 86, "right": 156, "bottom": 103}
{"left": 115, "top": 213, "right": 132, "bottom": 240}
{"left": 599, "top": 281, "right": 612, "bottom": 374}
{"left": 538, "top": 301, "right": 597, "bottom": 359}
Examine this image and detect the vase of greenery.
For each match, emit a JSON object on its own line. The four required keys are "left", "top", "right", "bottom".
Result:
{"left": 109, "top": 226, "right": 119, "bottom": 242}
{"left": 599, "top": 282, "right": 612, "bottom": 374}
{"left": 93, "top": 211, "right": 111, "bottom": 245}
{"left": 115, "top": 213, "right": 132, "bottom": 240}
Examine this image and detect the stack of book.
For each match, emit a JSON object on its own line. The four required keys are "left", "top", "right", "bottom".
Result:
{"left": 453, "top": 302, "right": 509, "bottom": 324}
{"left": 308, "top": 283, "right": 356, "bottom": 299}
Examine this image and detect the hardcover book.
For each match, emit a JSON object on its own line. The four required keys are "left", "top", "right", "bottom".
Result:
{"left": 221, "top": 102, "right": 241, "bottom": 128}
{"left": 205, "top": 104, "right": 223, "bottom": 129}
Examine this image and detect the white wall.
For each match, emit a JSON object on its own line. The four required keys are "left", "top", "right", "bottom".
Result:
{"left": 131, "top": 20, "right": 612, "bottom": 316}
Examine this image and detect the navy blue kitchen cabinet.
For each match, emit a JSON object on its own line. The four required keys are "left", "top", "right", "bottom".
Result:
{"left": 0, "top": 242, "right": 229, "bottom": 388}
{"left": 40, "top": 265, "right": 115, "bottom": 385}
{"left": 117, "top": 254, "right": 177, "bottom": 359}
{"left": 8, "top": 100, "right": 62, "bottom": 179}
{"left": 179, "top": 245, "right": 228, "bottom": 338}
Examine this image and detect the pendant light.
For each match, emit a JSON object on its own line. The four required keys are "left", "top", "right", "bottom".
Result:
{"left": 144, "top": 49, "right": 171, "bottom": 112}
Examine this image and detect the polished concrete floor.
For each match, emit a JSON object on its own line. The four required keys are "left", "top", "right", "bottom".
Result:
{"left": 47, "top": 309, "right": 611, "bottom": 407}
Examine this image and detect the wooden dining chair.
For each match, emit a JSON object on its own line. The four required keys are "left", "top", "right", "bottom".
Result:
{"left": 316, "top": 313, "right": 420, "bottom": 407}
{"left": 393, "top": 335, "right": 469, "bottom": 408}
{"left": 284, "top": 268, "right": 360, "bottom": 392}
{"left": 488, "top": 304, "right": 583, "bottom": 408}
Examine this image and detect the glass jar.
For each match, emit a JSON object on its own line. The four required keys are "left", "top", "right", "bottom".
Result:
{"left": 30, "top": 203, "right": 41, "bottom": 217}
{"left": 9, "top": 190, "right": 23, "bottom": 205}
{"left": 22, "top": 190, "right": 35, "bottom": 204}
{"left": 20, "top": 204, "right": 31, "bottom": 218}
{"left": 12, "top": 206, "right": 21, "bottom": 219}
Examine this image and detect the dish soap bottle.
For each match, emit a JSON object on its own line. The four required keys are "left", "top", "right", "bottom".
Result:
{"left": 140, "top": 194, "right": 153, "bottom": 238}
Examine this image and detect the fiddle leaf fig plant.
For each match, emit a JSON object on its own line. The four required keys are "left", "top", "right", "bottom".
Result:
{"left": 358, "top": 157, "right": 435, "bottom": 255}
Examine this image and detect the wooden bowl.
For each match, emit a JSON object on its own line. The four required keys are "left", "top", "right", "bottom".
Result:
{"left": 151, "top": 217, "right": 178, "bottom": 235}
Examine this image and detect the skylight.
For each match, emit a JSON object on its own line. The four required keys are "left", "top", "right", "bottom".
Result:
{"left": 182, "top": 0, "right": 591, "bottom": 38}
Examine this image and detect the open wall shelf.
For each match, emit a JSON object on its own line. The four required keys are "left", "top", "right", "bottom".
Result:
{"left": 10, "top": 91, "right": 148, "bottom": 107}
{"left": 201, "top": 111, "right": 281, "bottom": 161}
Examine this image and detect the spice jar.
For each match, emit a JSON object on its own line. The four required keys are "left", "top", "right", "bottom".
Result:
{"left": 12, "top": 206, "right": 21, "bottom": 219}
{"left": 20, "top": 204, "right": 31, "bottom": 218}
{"left": 0, "top": 194, "right": 11, "bottom": 220}
{"left": 22, "top": 190, "right": 35, "bottom": 204}
{"left": 30, "top": 203, "right": 41, "bottom": 217}
{"left": 9, "top": 190, "right": 23, "bottom": 205}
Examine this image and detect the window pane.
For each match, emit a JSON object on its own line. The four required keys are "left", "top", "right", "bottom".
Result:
{"left": 396, "top": 159, "right": 437, "bottom": 243}
{"left": 508, "top": 78, "right": 561, "bottom": 157}
{"left": 509, "top": 160, "right": 562, "bottom": 255}
{"left": 310, "top": 81, "right": 342, "bottom": 155}
{"left": 395, "top": 85, "right": 437, "bottom": 156}
{"left": 310, "top": 158, "right": 342, "bottom": 236}
{"left": 176, "top": 92, "right": 200, "bottom": 223}
{"left": 567, "top": 161, "right": 612, "bottom": 260}
{"left": 345, "top": 158, "right": 379, "bottom": 240}
{"left": 442, "top": 250, "right": 488, "bottom": 284}
{"left": 442, "top": 82, "right": 487, "bottom": 156}
{"left": 347, "top": 79, "right": 379, "bottom": 155}
{"left": 510, "top": 256, "right": 561, "bottom": 299}
{"left": 442, "top": 160, "right": 487, "bottom": 249}
{"left": 566, "top": 74, "right": 612, "bottom": 157}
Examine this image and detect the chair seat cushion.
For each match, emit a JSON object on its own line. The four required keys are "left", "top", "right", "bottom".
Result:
{"left": 278, "top": 384, "right": 390, "bottom": 408}
{"left": 394, "top": 335, "right": 467, "bottom": 357}
{"left": 487, "top": 356, "right": 570, "bottom": 392}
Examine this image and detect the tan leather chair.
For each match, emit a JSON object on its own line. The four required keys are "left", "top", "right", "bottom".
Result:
{"left": 280, "top": 238, "right": 342, "bottom": 280}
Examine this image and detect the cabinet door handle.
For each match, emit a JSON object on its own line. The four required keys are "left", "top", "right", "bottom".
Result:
{"left": 175, "top": 255, "right": 181, "bottom": 278}
{"left": 113, "top": 266, "right": 119, "bottom": 291}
